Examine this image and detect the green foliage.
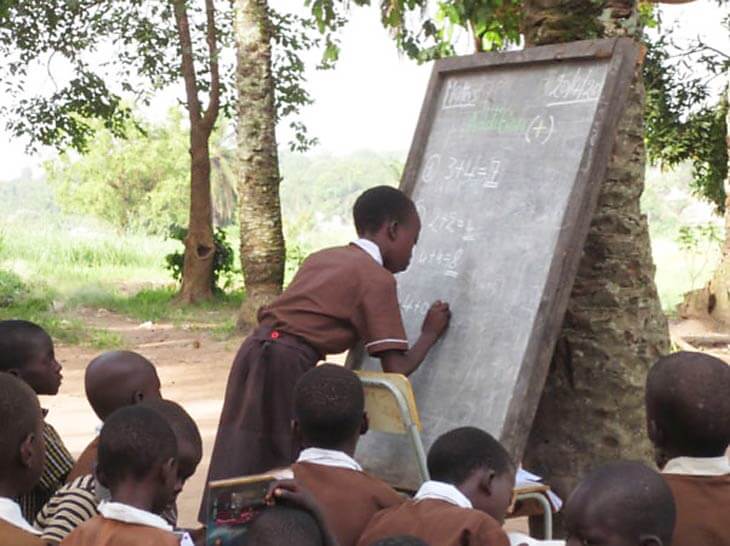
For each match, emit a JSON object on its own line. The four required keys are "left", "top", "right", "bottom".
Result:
{"left": 164, "top": 224, "right": 237, "bottom": 293}
{"left": 643, "top": 18, "right": 729, "bottom": 213}
{"left": 676, "top": 223, "right": 723, "bottom": 253}
{"left": 308, "top": 0, "right": 522, "bottom": 63}
{"left": 0, "top": 269, "right": 28, "bottom": 307}
{"left": 44, "top": 111, "right": 190, "bottom": 233}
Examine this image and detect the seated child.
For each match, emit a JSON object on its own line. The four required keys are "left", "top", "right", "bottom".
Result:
{"left": 369, "top": 538, "right": 430, "bottom": 546}
{"left": 563, "top": 461, "right": 675, "bottom": 546}
{"left": 245, "top": 480, "right": 339, "bottom": 546}
{"left": 645, "top": 351, "right": 730, "bottom": 546}
{"left": 0, "top": 374, "right": 46, "bottom": 546}
{"left": 0, "top": 320, "right": 74, "bottom": 521}
{"left": 67, "top": 350, "right": 162, "bottom": 482}
{"left": 290, "top": 364, "right": 404, "bottom": 546}
{"left": 358, "top": 427, "right": 515, "bottom": 546}
{"left": 36, "top": 398, "right": 200, "bottom": 544}
{"left": 60, "top": 405, "right": 190, "bottom": 546}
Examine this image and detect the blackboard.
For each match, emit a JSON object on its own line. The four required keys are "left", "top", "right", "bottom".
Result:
{"left": 350, "top": 38, "right": 639, "bottom": 489}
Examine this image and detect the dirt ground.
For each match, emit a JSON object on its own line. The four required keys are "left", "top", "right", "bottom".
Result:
{"left": 43, "top": 309, "right": 729, "bottom": 530}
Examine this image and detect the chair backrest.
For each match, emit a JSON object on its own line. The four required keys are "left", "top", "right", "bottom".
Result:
{"left": 355, "top": 371, "right": 422, "bottom": 434}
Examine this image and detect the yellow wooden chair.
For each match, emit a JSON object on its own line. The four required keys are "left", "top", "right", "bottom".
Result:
{"left": 354, "top": 369, "right": 554, "bottom": 539}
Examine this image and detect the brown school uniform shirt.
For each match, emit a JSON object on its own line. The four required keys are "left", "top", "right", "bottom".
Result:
{"left": 292, "top": 461, "right": 405, "bottom": 546}
{"left": 0, "top": 520, "right": 45, "bottom": 546}
{"left": 60, "top": 515, "right": 179, "bottom": 546}
{"left": 258, "top": 244, "right": 409, "bottom": 356}
{"left": 663, "top": 473, "right": 730, "bottom": 546}
{"left": 357, "top": 499, "right": 510, "bottom": 546}
{"left": 65, "top": 437, "right": 100, "bottom": 484}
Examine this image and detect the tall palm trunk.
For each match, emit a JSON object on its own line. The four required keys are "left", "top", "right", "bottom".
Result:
{"left": 521, "top": 1, "right": 670, "bottom": 535}
{"left": 235, "top": 0, "right": 286, "bottom": 328}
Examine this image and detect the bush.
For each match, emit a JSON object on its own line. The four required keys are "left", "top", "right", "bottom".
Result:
{"left": 165, "top": 225, "right": 237, "bottom": 293}
{"left": 0, "top": 270, "right": 29, "bottom": 307}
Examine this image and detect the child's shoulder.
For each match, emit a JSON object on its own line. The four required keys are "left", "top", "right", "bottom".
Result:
{"left": 0, "top": 519, "right": 45, "bottom": 546}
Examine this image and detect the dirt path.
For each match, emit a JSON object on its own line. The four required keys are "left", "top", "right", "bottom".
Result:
{"left": 44, "top": 309, "right": 243, "bottom": 528}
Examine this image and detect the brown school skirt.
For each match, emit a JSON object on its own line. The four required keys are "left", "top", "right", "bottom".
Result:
{"left": 198, "top": 325, "right": 321, "bottom": 523}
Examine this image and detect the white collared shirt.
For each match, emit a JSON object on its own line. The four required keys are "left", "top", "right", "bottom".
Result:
{"left": 352, "top": 238, "right": 383, "bottom": 266}
{"left": 663, "top": 456, "right": 730, "bottom": 476}
{"left": 414, "top": 480, "right": 473, "bottom": 509}
{"left": 508, "top": 532, "right": 565, "bottom": 546}
{"left": 296, "top": 447, "right": 363, "bottom": 472}
{"left": 99, "top": 502, "right": 193, "bottom": 546}
{"left": 0, "top": 497, "right": 41, "bottom": 535}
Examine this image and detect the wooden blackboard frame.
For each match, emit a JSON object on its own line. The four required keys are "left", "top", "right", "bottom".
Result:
{"left": 393, "top": 38, "right": 640, "bottom": 458}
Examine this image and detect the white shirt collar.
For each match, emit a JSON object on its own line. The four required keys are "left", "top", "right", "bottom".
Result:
{"left": 663, "top": 456, "right": 730, "bottom": 476}
{"left": 352, "top": 239, "right": 383, "bottom": 266}
{"left": 0, "top": 497, "right": 42, "bottom": 535}
{"left": 99, "top": 501, "right": 173, "bottom": 532}
{"left": 414, "top": 480, "right": 473, "bottom": 509}
{"left": 296, "top": 447, "right": 363, "bottom": 472}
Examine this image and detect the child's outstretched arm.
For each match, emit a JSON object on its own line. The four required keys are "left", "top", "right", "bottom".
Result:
{"left": 380, "top": 300, "right": 451, "bottom": 376}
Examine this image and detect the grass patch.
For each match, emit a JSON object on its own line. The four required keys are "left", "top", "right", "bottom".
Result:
{"left": 67, "top": 285, "right": 244, "bottom": 328}
{"left": 0, "top": 269, "right": 124, "bottom": 349}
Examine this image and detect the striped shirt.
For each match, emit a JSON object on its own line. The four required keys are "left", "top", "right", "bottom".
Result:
{"left": 19, "top": 419, "right": 74, "bottom": 522}
{"left": 34, "top": 474, "right": 179, "bottom": 544}
{"left": 34, "top": 475, "right": 98, "bottom": 544}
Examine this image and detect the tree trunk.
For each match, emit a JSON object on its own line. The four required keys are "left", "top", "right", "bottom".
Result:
{"left": 173, "top": 0, "right": 220, "bottom": 304}
{"left": 234, "top": 0, "right": 286, "bottom": 328}
{"left": 179, "top": 128, "right": 216, "bottom": 303}
{"left": 521, "top": 1, "right": 671, "bottom": 536}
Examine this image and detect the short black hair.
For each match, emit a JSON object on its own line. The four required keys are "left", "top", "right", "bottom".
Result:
{"left": 369, "top": 537, "right": 430, "bottom": 546}
{"left": 646, "top": 351, "right": 730, "bottom": 457}
{"left": 143, "top": 399, "right": 202, "bottom": 464}
{"left": 0, "top": 373, "right": 41, "bottom": 470}
{"left": 567, "top": 461, "right": 675, "bottom": 545}
{"left": 246, "top": 506, "right": 324, "bottom": 546}
{"left": 353, "top": 186, "right": 416, "bottom": 236}
{"left": 294, "top": 364, "right": 364, "bottom": 449}
{"left": 97, "top": 405, "right": 177, "bottom": 489}
{"left": 0, "top": 320, "right": 50, "bottom": 372}
{"left": 427, "top": 427, "right": 514, "bottom": 485}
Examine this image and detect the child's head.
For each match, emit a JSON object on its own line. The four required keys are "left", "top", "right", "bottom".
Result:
{"left": 85, "top": 350, "right": 162, "bottom": 421}
{"left": 0, "top": 373, "right": 46, "bottom": 496}
{"left": 0, "top": 319, "right": 62, "bottom": 395}
{"left": 246, "top": 506, "right": 324, "bottom": 546}
{"left": 293, "top": 364, "right": 366, "bottom": 454}
{"left": 96, "top": 405, "right": 180, "bottom": 514}
{"left": 353, "top": 186, "right": 420, "bottom": 273}
{"left": 564, "top": 461, "right": 675, "bottom": 546}
{"left": 646, "top": 351, "right": 730, "bottom": 464}
{"left": 143, "top": 398, "right": 203, "bottom": 490}
{"left": 427, "top": 427, "right": 515, "bottom": 523}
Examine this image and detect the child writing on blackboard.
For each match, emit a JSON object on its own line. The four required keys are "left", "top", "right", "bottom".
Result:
{"left": 200, "top": 185, "right": 451, "bottom": 522}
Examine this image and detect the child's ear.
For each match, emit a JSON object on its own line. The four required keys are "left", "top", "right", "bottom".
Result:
{"left": 386, "top": 220, "right": 399, "bottom": 241}
{"left": 132, "top": 390, "right": 145, "bottom": 404}
{"left": 159, "top": 457, "right": 178, "bottom": 484}
{"left": 639, "top": 534, "right": 664, "bottom": 546}
{"left": 19, "top": 433, "right": 35, "bottom": 468}
{"left": 292, "top": 419, "right": 303, "bottom": 445}
{"left": 478, "top": 468, "right": 496, "bottom": 495}
{"left": 360, "top": 412, "right": 369, "bottom": 436}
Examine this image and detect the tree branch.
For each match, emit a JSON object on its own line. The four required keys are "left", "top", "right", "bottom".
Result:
{"left": 201, "top": 0, "right": 220, "bottom": 135}
{"left": 172, "top": 0, "right": 202, "bottom": 127}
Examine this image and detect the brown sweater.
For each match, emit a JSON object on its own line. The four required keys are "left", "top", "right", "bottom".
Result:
{"left": 663, "top": 473, "right": 730, "bottom": 546}
{"left": 357, "top": 498, "right": 510, "bottom": 546}
{"left": 0, "top": 520, "right": 45, "bottom": 546}
{"left": 292, "top": 462, "right": 404, "bottom": 546}
{"left": 59, "top": 515, "right": 179, "bottom": 546}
